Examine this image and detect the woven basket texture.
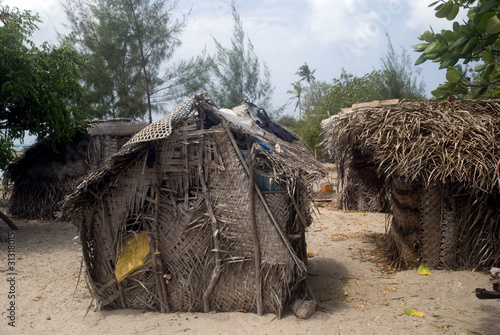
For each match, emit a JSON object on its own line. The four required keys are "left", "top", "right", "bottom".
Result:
{"left": 387, "top": 177, "right": 496, "bottom": 270}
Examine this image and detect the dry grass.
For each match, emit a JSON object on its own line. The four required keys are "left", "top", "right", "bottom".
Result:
{"left": 4, "top": 120, "right": 146, "bottom": 220}
{"left": 352, "top": 232, "right": 398, "bottom": 274}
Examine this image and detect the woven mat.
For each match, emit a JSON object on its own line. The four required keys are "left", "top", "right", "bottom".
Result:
{"left": 419, "top": 183, "right": 442, "bottom": 268}
{"left": 124, "top": 95, "right": 201, "bottom": 147}
{"left": 88, "top": 120, "right": 147, "bottom": 137}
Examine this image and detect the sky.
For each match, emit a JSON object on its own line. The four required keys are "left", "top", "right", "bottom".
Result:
{"left": 4, "top": 0, "right": 469, "bottom": 118}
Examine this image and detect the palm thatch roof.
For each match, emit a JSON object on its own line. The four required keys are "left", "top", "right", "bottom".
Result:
{"left": 5, "top": 119, "right": 147, "bottom": 219}
{"left": 62, "top": 93, "right": 326, "bottom": 317}
{"left": 325, "top": 99, "right": 500, "bottom": 193}
{"left": 323, "top": 99, "right": 500, "bottom": 270}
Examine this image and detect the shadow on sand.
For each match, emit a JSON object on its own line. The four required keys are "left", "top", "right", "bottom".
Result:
{"left": 476, "top": 303, "right": 500, "bottom": 334}
{"left": 307, "top": 257, "right": 351, "bottom": 313}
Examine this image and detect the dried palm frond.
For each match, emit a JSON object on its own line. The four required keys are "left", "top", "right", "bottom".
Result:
{"left": 327, "top": 100, "right": 500, "bottom": 194}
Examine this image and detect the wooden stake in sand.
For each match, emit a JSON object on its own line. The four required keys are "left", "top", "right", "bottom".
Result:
{"left": 247, "top": 137, "right": 263, "bottom": 316}
{"left": 0, "top": 210, "right": 18, "bottom": 230}
{"left": 154, "top": 190, "right": 170, "bottom": 313}
{"left": 146, "top": 187, "right": 170, "bottom": 313}
{"left": 198, "top": 109, "right": 223, "bottom": 313}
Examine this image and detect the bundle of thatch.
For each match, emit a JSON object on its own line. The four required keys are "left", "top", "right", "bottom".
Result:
{"left": 62, "top": 93, "right": 325, "bottom": 317}
{"left": 5, "top": 119, "right": 147, "bottom": 219}
{"left": 325, "top": 99, "right": 500, "bottom": 270}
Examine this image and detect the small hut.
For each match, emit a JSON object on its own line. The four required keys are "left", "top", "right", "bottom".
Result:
{"left": 325, "top": 99, "right": 500, "bottom": 270}
{"left": 322, "top": 110, "right": 389, "bottom": 212}
{"left": 5, "top": 119, "right": 147, "bottom": 219}
{"left": 62, "top": 94, "right": 325, "bottom": 317}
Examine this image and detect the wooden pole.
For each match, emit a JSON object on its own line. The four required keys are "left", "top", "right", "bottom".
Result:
{"left": 117, "top": 283, "right": 127, "bottom": 308}
{"left": 145, "top": 216, "right": 167, "bottom": 313}
{"left": 247, "top": 138, "right": 263, "bottom": 316}
{"left": 0, "top": 211, "right": 18, "bottom": 230}
{"left": 197, "top": 109, "right": 223, "bottom": 313}
{"left": 182, "top": 128, "right": 190, "bottom": 207}
{"left": 154, "top": 190, "right": 170, "bottom": 313}
{"left": 199, "top": 162, "right": 222, "bottom": 313}
{"left": 289, "top": 194, "right": 308, "bottom": 229}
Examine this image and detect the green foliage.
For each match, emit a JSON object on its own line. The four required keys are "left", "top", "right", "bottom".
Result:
{"left": 0, "top": 136, "right": 15, "bottom": 171}
{"left": 286, "top": 81, "right": 305, "bottom": 116}
{"left": 302, "top": 81, "right": 333, "bottom": 111}
{"left": 281, "top": 81, "right": 333, "bottom": 155}
{"left": 288, "top": 63, "right": 319, "bottom": 118}
{"left": 65, "top": 0, "right": 211, "bottom": 122}
{"left": 291, "top": 38, "right": 425, "bottom": 153}
{"left": 276, "top": 115, "right": 297, "bottom": 128}
{"left": 209, "top": 3, "right": 277, "bottom": 114}
{"left": 154, "top": 50, "right": 213, "bottom": 106}
{"left": 296, "top": 63, "right": 316, "bottom": 84}
{"left": 65, "top": 0, "right": 150, "bottom": 120}
{"left": 376, "top": 35, "right": 427, "bottom": 99}
{"left": 297, "top": 71, "right": 381, "bottom": 152}
{"left": 0, "top": 5, "right": 89, "bottom": 170}
{"left": 320, "top": 71, "right": 381, "bottom": 113}
{"left": 413, "top": 0, "right": 500, "bottom": 99}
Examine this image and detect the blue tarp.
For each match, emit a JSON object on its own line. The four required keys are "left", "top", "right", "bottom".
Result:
{"left": 240, "top": 149, "right": 283, "bottom": 192}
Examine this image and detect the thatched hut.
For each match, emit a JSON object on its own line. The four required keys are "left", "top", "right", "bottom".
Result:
{"left": 62, "top": 94, "right": 325, "bottom": 317}
{"left": 325, "top": 99, "right": 500, "bottom": 270}
{"left": 5, "top": 119, "right": 147, "bottom": 219}
{"left": 322, "top": 108, "right": 390, "bottom": 212}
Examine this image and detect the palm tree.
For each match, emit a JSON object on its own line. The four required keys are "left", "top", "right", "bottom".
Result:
{"left": 296, "top": 63, "right": 316, "bottom": 84}
{"left": 287, "top": 80, "right": 305, "bottom": 118}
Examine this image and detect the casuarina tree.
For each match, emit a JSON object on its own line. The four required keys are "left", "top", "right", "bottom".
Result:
{"left": 209, "top": 2, "right": 277, "bottom": 114}
{"left": 64, "top": 0, "right": 212, "bottom": 122}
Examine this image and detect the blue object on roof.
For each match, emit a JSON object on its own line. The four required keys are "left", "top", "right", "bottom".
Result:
{"left": 249, "top": 136, "right": 274, "bottom": 153}
{"left": 240, "top": 149, "right": 283, "bottom": 191}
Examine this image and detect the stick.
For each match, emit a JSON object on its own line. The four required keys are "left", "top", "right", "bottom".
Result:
{"left": 0, "top": 210, "right": 18, "bottom": 230}
{"left": 182, "top": 126, "right": 189, "bottom": 206}
{"left": 117, "top": 282, "right": 127, "bottom": 308}
{"left": 247, "top": 138, "right": 263, "bottom": 316}
{"left": 154, "top": 190, "right": 170, "bottom": 312}
{"left": 289, "top": 193, "right": 308, "bottom": 229}
{"left": 146, "top": 202, "right": 169, "bottom": 313}
{"left": 198, "top": 109, "right": 223, "bottom": 313}
{"left": 200, "top": 166, "right": 222, "bottom": 313}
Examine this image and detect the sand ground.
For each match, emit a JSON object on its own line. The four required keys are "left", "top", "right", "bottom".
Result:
{"left": 1, "top": 201, "right": 499, "bottom": 335}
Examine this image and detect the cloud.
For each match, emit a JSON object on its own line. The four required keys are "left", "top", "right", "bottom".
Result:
{"left": 4, "top": 0, "right": 69, "bottom": 45}
{"left": 306, "top": 0, "right": 357, "bottom": 46}
{"left": 303, "top": 0, "right": 406, "bottom": 60}
{"left": 175, "top": 1, "right": 311, "bottom": 61}
{"left": 405, "top": 1, "right": 469, "bottom": 32}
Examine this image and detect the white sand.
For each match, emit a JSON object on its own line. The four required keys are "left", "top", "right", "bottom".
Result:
{"left": 1, "top": 205, "right": 499, "bottom": 335}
